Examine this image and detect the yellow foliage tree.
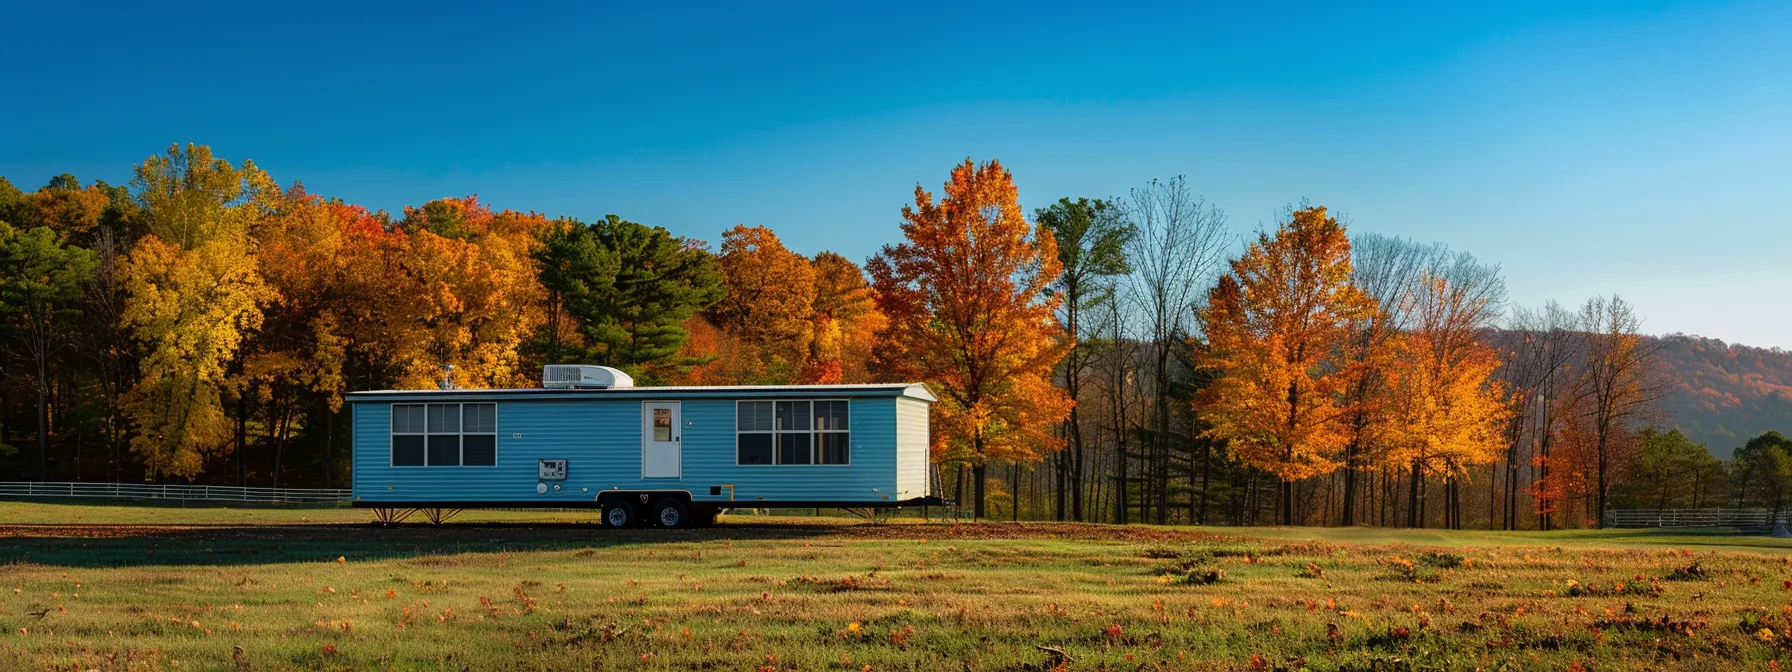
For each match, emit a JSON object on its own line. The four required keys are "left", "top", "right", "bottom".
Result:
{"left": 1382, "top": 273, "right": 1512, "bottom": 528}
{"left": 121, "top": 144, "right": 277, "bottom": 480}
{"left": 1199, "top": 206, "right": 1373, "bottom": 525}
{"left": 807, "top": 251, "right": 884, "bottom": 384}
{"left": 121, "top": 236, "right": 273, "bottom": 479}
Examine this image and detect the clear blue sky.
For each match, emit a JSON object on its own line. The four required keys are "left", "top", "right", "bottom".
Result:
{"left": 4, "top": 1, "right": 1788, "bottom": 347}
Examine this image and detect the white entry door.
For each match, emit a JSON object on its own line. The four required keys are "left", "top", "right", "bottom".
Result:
{"left": 642, "top": 401, "right": 681, "bottom": 478}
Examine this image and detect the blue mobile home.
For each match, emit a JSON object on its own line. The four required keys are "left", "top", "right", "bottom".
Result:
{"left": 348, "top": 366, "right": 938, "bottom": 527}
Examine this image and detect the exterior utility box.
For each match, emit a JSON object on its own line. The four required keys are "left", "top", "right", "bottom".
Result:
{"left": 346, "top": 379, "right": 937, "bottom": 526}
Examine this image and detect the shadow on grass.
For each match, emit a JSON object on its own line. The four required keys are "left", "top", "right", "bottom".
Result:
{"left": 0, "top": 521, "right": 842, "bottom": 569}
{"left": 0, "top": 496, "right": 352, "bottom": 509}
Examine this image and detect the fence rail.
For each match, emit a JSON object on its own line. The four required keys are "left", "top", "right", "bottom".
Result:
{"left": 1604, "top": 508, "right": 1778, "bottom": 529}
{"left": 0, "top": 481, "right": 351, "bottom": 505}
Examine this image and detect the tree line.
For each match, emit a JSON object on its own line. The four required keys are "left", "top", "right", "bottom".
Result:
{"left": 0, "top": 146, "right": 1786, "bottom": 528}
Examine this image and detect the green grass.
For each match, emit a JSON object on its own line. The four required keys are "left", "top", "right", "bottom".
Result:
{"left": 3, "top": 502, "right": 1792, "bottom": 670}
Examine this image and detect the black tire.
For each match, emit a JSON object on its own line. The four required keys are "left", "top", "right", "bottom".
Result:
{"left": 602, "top": 499, "right": 637, "bottom": 529}
{"left": 652, "top": 497, "right": 690, "bottom": 528}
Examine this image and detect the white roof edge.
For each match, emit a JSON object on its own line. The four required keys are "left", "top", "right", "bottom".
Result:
{"left": 347, "top": 382, "right": 940, "bottom": 398}
{"left": 901, "top": 383, "right": 938, "bottom": 403}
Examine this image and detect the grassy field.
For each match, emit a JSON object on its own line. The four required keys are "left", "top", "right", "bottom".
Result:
{"left": 2, "top": 502, "right": 1791, "bottom": 670}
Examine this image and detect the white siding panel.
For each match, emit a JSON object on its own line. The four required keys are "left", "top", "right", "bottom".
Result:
{"left": 894, "top": 397, "right": 930, "bottom": 500}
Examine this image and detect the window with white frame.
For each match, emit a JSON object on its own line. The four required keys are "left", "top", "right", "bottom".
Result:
{"left": 736, "top": 399, "right": 849, "bottom": 465}
{"left": 391, "top": 403, "right": 497, "bottom": 466}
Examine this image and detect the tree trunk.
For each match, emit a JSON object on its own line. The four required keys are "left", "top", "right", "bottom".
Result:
{"left": 1046, "top": 444, "right": 1060, "bottom": 523}
{"left": 1012, "top": 461, "right": 1020, "bottom": 522}
{"left": 1063, "top": 283, "right": 1082, "bottom": 523}
{"left": 324, "top": 407, "right": 335, "bottom": 488}
{"left": 1071, "top": 434, "right": 1085, "bottom": 522}
{"left": 1595, "top": 447, "right": 1608, "bottom": 529}
{"left": 237, "top": 392, "right": 248, "bottom": 486}
{"left": 273, "top": 419, "right": 286, "bottom": 488}
{"left": 973, "top": 462, "right": 987, "bottom": 520}
{"left": 1408, "top": 460, "right": 1424, "bottom": 528}
{"left": 1323, "top": 471, "right": 1335, "bottom": 526}
{"left": 35, "top": 358, "right": 49, "bottom": 482}
{"left": 1188, "top": 415, "right": 1200, "bottom": 525}
{"left": 1488, "top": 462, "right": 1498, "bottom": 530}
{"left": 954, "top": 462, "right": 966, "bottom": 515}
{"left": 1281, "top": 478, "right": 1294, "bottom": 526}
{"left": 1112, "top": 409, "right": 1128, "bottom": 526}
{"left": 1197, "top": 441, "right": 1211, "bottom": 525}
{"left": 1443, "top": 475, "right": 1452, "bottom": 528}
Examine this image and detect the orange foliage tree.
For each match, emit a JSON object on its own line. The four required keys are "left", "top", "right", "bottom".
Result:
{"left": 1198, "top": 206, "right": 1373, "bottom": 525}
{"left": 1382, "top": 273, "right": 1511, "bottom": 528}
{"left": 867, "top": 159, "right": 1071, "bottom": 519}
{"left": 680, "top": 244, "right": 884, "bottom": 386}
{"left": 20, "top": 175, "right": 114, "bottom": 244}
{"left": 238, "top": 189, "right": 355, "bottom": 485}
{"left": 708, "top": 224, "right": 817, "bottom": 383}
{"left": 391, "top": 197, "right": 549, "bottom": 389}
{"left": 806, "top": 251, "right": 884, "bottom": 384}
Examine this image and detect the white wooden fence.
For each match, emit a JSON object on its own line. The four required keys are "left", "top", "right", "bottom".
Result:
{"left": 0, "top": 481, "right": 351, "bottom": 505}
{"left": 1603, "top": 508, "right": 1777, "bottom": 529}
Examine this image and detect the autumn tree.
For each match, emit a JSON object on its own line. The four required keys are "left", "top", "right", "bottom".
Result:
{"left": 1036, "top": 197, "right": 1133, "bottom": 521}
{"left": 534, "top": 215, "right": 723, "bottom": 383}
{"left": 133, "top": 144, "right": 276, "bottom": 249}
{"left": 1199, "top": 206, "right": 1372, "bottom": 525}
{"left": 867, "top": 159, "right": 1072, "bottom": 519}
{"left": 1335, "top": 235, "right": 1434, "bottom": 525}
{"left": 240, "top": 190, "right": 370, "bottom": 485}
{"left": 1493, "top": 301, "right": 1582, "bottom": 530}
{"left": 391, "top": 197, "right": 549, "bottom": 390}
{"left": 1575, "top": 295, "right": 1659, "bottom": 525}
{"left": 1381, "top": 254, "right": 1510, "bottom": 529}
{"left": 121, "top": 144, "right": 276, "bottom": 480}
{"left": 807, "top": 251, "right": 883, "bottom": 384}
{"left": 12, "top": 175, "right": 124, "bottom": 246}
{"left": 708, "top": 225, "right": 817, "bottom": 383}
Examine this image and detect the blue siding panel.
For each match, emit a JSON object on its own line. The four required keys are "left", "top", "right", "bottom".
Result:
{"left": 352, "top": 396, "right": 905, "bottom": 505}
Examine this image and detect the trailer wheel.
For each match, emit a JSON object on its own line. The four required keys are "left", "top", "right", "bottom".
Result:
{"left": 602, "top": 499, "right": 637, "bottom": 529}
{"left": 652, "top": 497, "right": 689, "bottom": 528}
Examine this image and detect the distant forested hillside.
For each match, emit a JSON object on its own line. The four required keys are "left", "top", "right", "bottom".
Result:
{"left": 1653, "top": 334, "right": 1792, "bottom": 457}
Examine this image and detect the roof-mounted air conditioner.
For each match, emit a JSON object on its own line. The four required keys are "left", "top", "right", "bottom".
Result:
{"left": 542, "top": 365, "right": 634, "bottom": 389}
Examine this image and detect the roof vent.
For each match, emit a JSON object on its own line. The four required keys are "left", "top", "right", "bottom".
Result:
{"left": 542, "top": 365, "right": 634, "bottom": 389}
